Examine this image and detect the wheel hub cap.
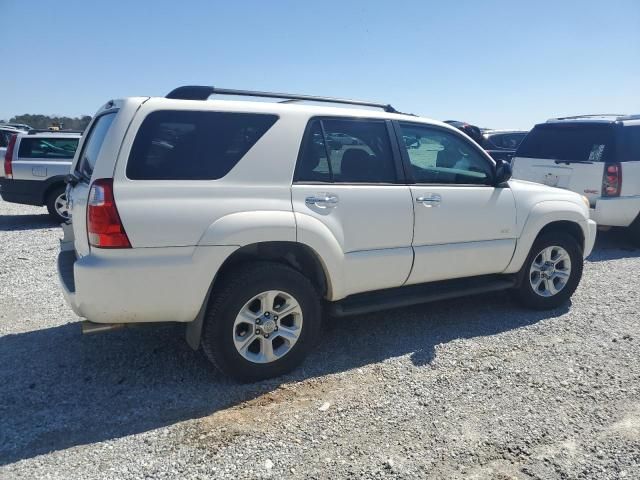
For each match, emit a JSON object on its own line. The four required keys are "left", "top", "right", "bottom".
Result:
{"left": 529, "top": 246, "right": 572, "bottom": 297}
{"left": 232, "top": 290, "right": 304, "bottom": 364}
{"left": 260, "top": 317, "right": 276, "bottom": 334}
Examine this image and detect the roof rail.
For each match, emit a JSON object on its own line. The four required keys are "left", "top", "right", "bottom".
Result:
{"left": 549, "top": 114, "right": 626, "bottom": 121}
{"left": 165, "top": 85, "right": 399, "bottom": 113}
{"left": 26, "top": 129, "right": 84, "bottom": 135}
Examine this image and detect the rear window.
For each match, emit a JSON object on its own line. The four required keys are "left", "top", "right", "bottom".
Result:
{"left": 76, "top": 112, "right": 117, "bottom": 178}
{"left": 127, "top": 111, "right": 278, "bottom": 180}
{"left": 516, "top": 123, "right": 615, "bottom": 162}
{"left": 18, "top": 137, "right": 79, "bottom": 159}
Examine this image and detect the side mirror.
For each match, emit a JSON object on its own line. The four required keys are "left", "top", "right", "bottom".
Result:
{"left": 494, "top": 159, "right": 512, "bottom": 186}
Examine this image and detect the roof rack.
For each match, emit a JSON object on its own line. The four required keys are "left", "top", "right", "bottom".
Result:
{"left": 550, "top": 114, "right": 626, "bottom": 121}
{"left": 26, "top": 129, "right": 84, "bottom": 135}
{"left": 165, "top": 85, "right": 399, "bottom": 113}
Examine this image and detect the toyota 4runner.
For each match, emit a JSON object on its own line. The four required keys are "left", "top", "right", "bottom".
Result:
{"left": 58, "top": 86, "right": 597, "bottom": 381}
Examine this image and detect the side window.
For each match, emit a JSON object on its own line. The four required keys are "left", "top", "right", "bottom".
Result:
{"left": 17, "top": 137, "right": 79, "bottom": 159}
{"left": 399, "top": 123, "right": 494, "bottom": 185}
{"left": 620, "top": 126, "right": 640, "bottom": 162}
{"left": 0, "top": 131, "right": 11, "bottom": 148}
{"left": 295, "top": 118, "right": 397, "bottom": 183}
{"left": 127, "top": 111, "right": 278, "bottom": 180}
{"left": 76, "top": 112, "right": 117, "bottom": 178}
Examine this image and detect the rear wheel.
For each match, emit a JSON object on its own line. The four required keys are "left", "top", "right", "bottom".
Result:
{"left": 45, "top": 185, "right": 69, "bottom": 222}
{"left": 515, "top": 233, "right": 583, "bottom": 310}
{"left": 201, "top": 262, "right": 322, "bottom": 382}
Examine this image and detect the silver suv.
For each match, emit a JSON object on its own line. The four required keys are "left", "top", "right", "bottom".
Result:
{"left": 1, "top": 130, "right": 81, "bottom": 221}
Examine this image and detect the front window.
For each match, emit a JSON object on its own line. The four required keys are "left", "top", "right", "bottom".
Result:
{"left": 399, "top": 123, "right": 493, "bottom": 185}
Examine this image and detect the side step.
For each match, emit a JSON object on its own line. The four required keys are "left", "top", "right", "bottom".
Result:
{"left": 329, "top": 274, "right": 517, "bottom": 317}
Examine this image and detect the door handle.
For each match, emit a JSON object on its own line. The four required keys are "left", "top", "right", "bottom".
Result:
{"left": 416, "top": 194, "right": 442, "bottom": 207}
{"left": 305, "top": 194, "right": 339, "bottom": 208}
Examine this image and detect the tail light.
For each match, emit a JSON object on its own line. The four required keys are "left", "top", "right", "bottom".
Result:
{"left": 87, "top": 178, "right": 131, "bottom": 248}
{"left": 4, "top": 134, "right": 17, "bottom": 178}
{"left": 602, "top": 163, "right": 622, "bottom": 197}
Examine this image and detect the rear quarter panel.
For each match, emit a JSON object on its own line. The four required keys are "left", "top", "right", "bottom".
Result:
{"left": 112, "top": 99, "right": 308, "bottom": 248}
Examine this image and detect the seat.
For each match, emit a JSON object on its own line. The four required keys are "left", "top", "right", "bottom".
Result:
{"left": 340, "top": 148, "right": 394, "bottom": 182}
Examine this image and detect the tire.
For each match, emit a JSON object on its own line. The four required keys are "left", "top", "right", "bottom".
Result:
{"left": 45, "top": 185, "right": 69, "bottom": 222}
{"left": 201, "top": 262, "right": 322, "bottom": 382}
{"left": 515, "top": 232, "right": 583, "bottom": 310}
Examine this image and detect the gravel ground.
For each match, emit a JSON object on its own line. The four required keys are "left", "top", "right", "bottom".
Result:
{"left": 0, "top": 199, "right": 639, "bottom": 480}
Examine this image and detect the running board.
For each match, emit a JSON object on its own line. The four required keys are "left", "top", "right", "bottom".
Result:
{"left": 329, "top": 274, "right": 517, "bottom": 317}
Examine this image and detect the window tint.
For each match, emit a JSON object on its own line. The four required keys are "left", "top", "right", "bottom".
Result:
{"left": 295, "top": 119, "right": 397, "bottom": 183}
{"left": 18, "top": 137, "right": 79, "bottom": 159}
{"left": 619, "top": 126, "right": 640, "bottom": 162}
{"left": 127, "top": 111, "right": 278, "bottom": 180}
{"left": 76, "top": 112, "right": 117, "bottom": 178}
{"left": 399, "top": 123, "right": 493, "bottom": 185}
{"left": 516, "top": 124, "right": 614, "bottom": 162}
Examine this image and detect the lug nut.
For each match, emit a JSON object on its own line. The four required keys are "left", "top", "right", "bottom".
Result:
{"left": 255, "top": 318, "right": 261, "bottom": 324}
{"left": 273, "top": 315, "right": 279, "bottom": 321}
{"left": 255, "top": 328, "right": 261, "bottom": 334}
{"left": 264, "top": 334, "right": 270, "bottom": 338}
{"left": 264, "top": 312, "right": 270, "bottom": 318}
{"left": 274, "top": 326, "right": 278, "bottom": 331}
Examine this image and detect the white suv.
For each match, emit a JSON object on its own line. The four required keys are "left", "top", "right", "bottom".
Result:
{"left": 58, "top": 86, "right": 597, "bottom": 381}
{"left": 512, "top": 114, "right": 640, "bottom": 243}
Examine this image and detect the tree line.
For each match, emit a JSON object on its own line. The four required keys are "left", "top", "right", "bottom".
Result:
{"left": 1, "top": 114, "right": 92, "bottom": 131}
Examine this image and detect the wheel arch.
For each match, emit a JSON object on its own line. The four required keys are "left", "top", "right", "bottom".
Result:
{"left": 505, "top": 201, "right": 589, "bottom": 274}
{"left": 186, "top": 241, "right": 332, "bottom": 350}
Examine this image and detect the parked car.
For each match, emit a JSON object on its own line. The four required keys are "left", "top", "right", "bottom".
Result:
{"left": 1, "top": 130, "right": 82, "bottom": 221}
{"left": 58, "top": 86, "right": 596, "bottom": 381}
{"left": 443, "top": 120, "right": 484, "bottom": 144}
{"left": 482, "top": 129, "right": 528, "bottom": 163}
{"left": 512, "top": 114, "right": 640, "bottom": 244}
{"left": 1, "top": 122, "right": 33, "bottom": 131}
{"left": 0, "top": 126, "right": 28, "bottom": 167}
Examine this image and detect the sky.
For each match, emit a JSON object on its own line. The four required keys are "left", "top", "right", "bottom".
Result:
{"left": 1, "top": 0, "right": 639, "bottom": 130}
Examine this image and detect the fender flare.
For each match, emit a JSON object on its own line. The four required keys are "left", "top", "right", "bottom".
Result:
{"left": 504, "top": 200, "right": 589, "bottom": 274}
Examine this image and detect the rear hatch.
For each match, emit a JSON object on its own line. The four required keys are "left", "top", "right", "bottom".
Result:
{"left": 67, "top": 98, "right": 147, "bottom": 257}
{"left": 511, "top": 122, "right": 616, "bottom": 202}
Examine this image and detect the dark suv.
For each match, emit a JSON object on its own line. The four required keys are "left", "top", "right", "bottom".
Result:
{"left": 482, "top": 130, "right": 528, "bottom": 163}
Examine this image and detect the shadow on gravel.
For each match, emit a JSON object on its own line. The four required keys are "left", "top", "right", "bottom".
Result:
{"left": 0, "top": 295, "right": 567, "bottom": 465}
{"left": 587, "top": 228, "right": 640, "bottom": 262}
{"left": 0, "top": 214, "right": 58, "bottom": 232}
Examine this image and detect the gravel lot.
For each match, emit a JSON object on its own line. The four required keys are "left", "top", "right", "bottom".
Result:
{"left": 0, "top": 198, "right": 639, "bottom": 480}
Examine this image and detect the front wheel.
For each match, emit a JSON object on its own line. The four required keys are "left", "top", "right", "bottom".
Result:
{"left": 515, "top": 233, "right": 583, "bottom": 310}
{"left": 201, "top": 262, "right": 322, "bottom": 382}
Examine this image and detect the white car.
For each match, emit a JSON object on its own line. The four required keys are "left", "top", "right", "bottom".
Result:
{"left": 58, "top": 86, "right": 596, "bottom": 381}
{"left": 512, "top": 114, "right": 640, "bottom": 243}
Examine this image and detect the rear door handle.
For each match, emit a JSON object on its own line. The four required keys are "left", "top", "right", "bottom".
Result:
{"left": 305, "top": 194, "right": 339, "bottom": 208}
{"left": 416, "top": 194, "right": 442, "bottom": 207}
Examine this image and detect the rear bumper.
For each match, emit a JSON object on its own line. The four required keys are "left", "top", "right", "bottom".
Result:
{"left": 0, "top": 178, "right": 46, "bottom": 206}
{"left": 57, "top": 238, "right": 238, "bottom": 324}
{"left": 590, "top": 197, "right": 640, "bottom": 227}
